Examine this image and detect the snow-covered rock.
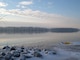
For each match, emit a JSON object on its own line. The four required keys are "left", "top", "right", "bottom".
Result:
{"left": 0, "top": 44, "right": 80, "bottom": 60}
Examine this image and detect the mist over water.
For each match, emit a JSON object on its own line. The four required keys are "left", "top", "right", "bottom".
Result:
{"left": 0, "top": 31, "right": 80, "bottom": 48}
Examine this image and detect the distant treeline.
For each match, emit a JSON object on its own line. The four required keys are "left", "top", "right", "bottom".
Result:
{"left": 0, "top": 27, "right": 79, "bottom": 33}
{"left": 0, "top": 27, "right": 49, "bottom": 33}
{"left": 50, "top": 28, "right": 79, "bottom": 33}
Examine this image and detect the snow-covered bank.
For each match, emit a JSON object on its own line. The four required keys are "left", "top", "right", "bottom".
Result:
{"left": 0, "top": 42, "right": 80, "bottom": 60}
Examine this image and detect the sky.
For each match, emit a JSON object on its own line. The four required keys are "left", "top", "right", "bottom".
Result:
{"left": 0, "top": 0, "right": 80, "bottom": 28}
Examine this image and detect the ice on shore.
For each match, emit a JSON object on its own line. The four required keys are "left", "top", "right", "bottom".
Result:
{"left": 0, "top": 42, "right": 80, "bottom": 60}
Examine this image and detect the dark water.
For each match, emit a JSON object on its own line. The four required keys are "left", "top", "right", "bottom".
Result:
{"left": 0, "top": 32, "right": 80, "bottom": 48}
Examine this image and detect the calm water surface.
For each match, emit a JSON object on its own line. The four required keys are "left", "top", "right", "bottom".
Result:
{"left": 0, "top": 32, "right": 80, "bottom": 47}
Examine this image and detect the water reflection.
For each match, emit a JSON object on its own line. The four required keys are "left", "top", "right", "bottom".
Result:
{"left": 0, "top": 31, "right": 80, "bottom": 47}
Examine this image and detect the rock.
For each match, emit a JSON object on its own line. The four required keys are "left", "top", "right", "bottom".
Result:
{"left": 34, "top": 49, "right": 41, "bottom": 52}
{"left": 52, "top": 50, "right": 57, "bottom": 55}
{"left": 52, "top": 51, "right": 57, "bottom": 55}
{"left": 10, "top": 47, "right": 16, "bottom": 51}
{"left": 13, "top": 53, "right": 20, "bottom": 57}
{"left": 10, "top": 57, "right": 15, "bottom": 60}
{"left": 13, "top": 51, "right": 20, "bottom": 57}
{"left": 45, "top": 51, "right": 48, "bottom": 54}
{"left": 37, "top": 49, "right": 41, "bottom": 52}
{"left": 21, "top": 46, "right": 24, "bottom": 49}
{"left": 26, "top": 50, "right": 30, "bottom": 54}
{"left": 10, "top": 58, "right": 14, "bottom": 60}
{"left": 1, "top": 52, "right": 6, "bottom": 56}
{"left": 33, "top": 52, "right": 43, "bottom": 58}
{"left": 3, "top": 46, "right": 10, "bottom": 49}
{"left": 0, "top": 55, "right": 4, "bottom": 60}
{"left": 21, "top": 49, "right": 24, "bottom": 52}
{"left": 22, "top": 52, "right": 28, "bottom": 55}
{"left": 5, "top": 53, "right": 12, "bottom": 60}
{"left": 24, "top": 55, "right": 32, "bottom": 58}
{"left": 44, "top": 49, "right": 47, "bottom": 51}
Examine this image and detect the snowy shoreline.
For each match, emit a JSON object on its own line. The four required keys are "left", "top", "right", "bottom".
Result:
{"left": 0, "top": 42, "right": 80, "bottom": 60}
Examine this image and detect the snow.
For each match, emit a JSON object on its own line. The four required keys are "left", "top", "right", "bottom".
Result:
{"left": 0, "top": 42, "right": 80, "bottom": 60}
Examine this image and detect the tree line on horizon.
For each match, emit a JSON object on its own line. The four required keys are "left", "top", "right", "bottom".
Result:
{"left": 0, "top": 27, "right": 79, "bottom": 33}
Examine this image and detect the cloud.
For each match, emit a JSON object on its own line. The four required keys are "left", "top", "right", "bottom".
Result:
{"left": 19, "top": 1, "right": 33, "bottom": 5}
{"left": 0, "top": 9, "right": 63, "bottom": 20}
{"left": 16, "top": 5, "right": 26, "bottom": 9}
{"left": 0, "top": 8, "right": 69, "bottom": 21}
{"left": 0, "top": 2, "right": 8, "bottom": 7}
{"left": 0, "top": 8, "right": 64, "bottom": 23}
{"left": 0, "top": 8, "right": 79, "bottom": 28}
{"left": 6, "top": 8, "right": 64, "bottom": 20}
{"left": 17, "top": 1, "right": 33, "bottom": 8}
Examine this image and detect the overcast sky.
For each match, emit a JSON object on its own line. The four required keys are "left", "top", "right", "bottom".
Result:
{"left": 0, "top": 0, "right": 80, "bottom": 28}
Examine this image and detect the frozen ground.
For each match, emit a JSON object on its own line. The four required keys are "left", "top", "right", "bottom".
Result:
{"left": 0, "top": 42, "right": 80, "bottom": 60}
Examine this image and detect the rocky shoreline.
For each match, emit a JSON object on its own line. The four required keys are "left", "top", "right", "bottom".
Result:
{"left": 0, "top": 44, "right": 80, "bottom": 60}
